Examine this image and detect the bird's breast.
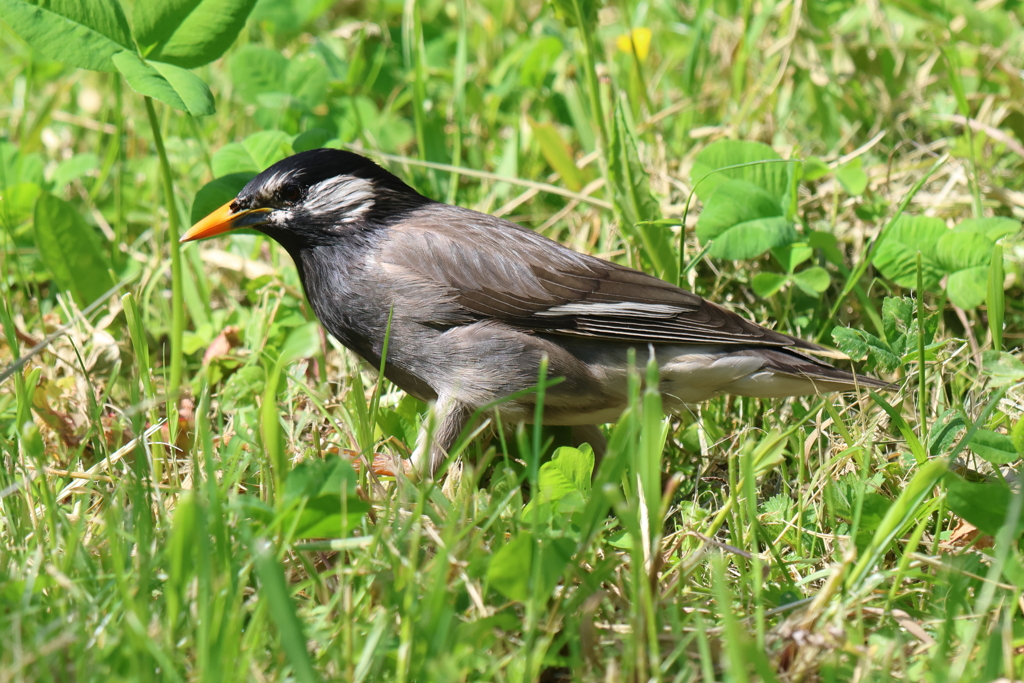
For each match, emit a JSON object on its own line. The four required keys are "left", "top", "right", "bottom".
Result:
{"left": 293, "top": 243, "right": 440, "bottom": 401}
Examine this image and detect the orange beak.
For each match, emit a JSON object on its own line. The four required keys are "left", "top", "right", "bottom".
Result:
{"left": 180, "top": 201, "right": 271, "bottom": 243}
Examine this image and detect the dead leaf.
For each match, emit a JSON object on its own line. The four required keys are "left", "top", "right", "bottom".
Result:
{"left": 202, "top": 326, "right": 241, "bottom": 365}
{"left": 32, "top": 377, "right": 82, "bottom": 451}
{"left": 948, "top": 518, "right": 994, "bottom": 549}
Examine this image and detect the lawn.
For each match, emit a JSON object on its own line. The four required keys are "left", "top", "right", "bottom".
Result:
{"left": 2, "top": 0, "right": 1024, "bottom": 680}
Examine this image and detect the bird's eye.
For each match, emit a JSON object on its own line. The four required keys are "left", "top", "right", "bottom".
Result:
{"left": 280, "top": 184, "right": 302, "bottom": 204}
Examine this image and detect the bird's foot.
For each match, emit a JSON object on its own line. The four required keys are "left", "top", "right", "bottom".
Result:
{"left": 330, "top": 448, "right": 413, "bottom": 477}
{"left": 370, "top": 452, "right": 414, "bottom": 478}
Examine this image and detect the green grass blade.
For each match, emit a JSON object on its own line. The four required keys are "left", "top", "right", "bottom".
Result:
{"left": 846, "top": 457, "right": 947, "bottom": 592}
{"left": 250, "top": 535, "right": 322, "bottom": 683}
{"left": 988, "top": 243, "right": 1005, "bottom": 351}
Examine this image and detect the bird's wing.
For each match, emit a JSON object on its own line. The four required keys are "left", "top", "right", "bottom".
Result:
{"left": 380, "top": 205, "right": 820, "bottom": 350}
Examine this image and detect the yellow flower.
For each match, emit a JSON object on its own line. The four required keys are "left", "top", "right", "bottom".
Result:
{"left": 616, "top": 27, "right": 652, "bottom": 61}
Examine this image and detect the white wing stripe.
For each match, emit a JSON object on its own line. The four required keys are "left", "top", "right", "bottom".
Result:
{"left": 536, "top": 301, "right": 684, "bottom": 318}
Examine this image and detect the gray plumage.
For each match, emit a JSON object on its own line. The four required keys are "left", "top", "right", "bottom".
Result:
{"left": 186, "top": 149, "right": 887, "bottom": 476}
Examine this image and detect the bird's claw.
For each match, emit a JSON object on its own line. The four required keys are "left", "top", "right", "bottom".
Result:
{"left": 371, "top": 453, "right": 414, "bottom": 478}
{"left": 330, "top": 448, "right": 412, "bottom": 477}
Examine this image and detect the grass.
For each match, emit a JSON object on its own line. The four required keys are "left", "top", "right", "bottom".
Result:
{"left": 3, "top": 0, "right": 1024, "bottom": 680}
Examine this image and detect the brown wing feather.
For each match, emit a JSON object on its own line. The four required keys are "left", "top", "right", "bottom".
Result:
{"left": 382, "top": 204, "right": 822, "bottom": 350}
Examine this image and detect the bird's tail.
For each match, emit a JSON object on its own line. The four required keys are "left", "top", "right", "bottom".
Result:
{"left": 723, "top": 346, "right": 892, "bottom": 399}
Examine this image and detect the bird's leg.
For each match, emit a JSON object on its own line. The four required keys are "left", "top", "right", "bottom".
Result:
{"left": 409, "top": 395, "right": 473, "bottom": 478}
{"left": 570, "top": 424, "right": 607, "bottom": 476}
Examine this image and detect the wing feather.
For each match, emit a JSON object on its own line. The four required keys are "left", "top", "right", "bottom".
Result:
{"left": 381, "top": 205, "right": 821, "bottom": 350}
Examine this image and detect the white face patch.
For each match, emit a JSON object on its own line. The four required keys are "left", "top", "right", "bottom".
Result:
{"left": 267, "top": 208, "right": 294, "bottom": 226}
{"left": 252, "top": 173, "right": 377, "bottom": 225}
{"left": 303, "top": 176, "right": 376, "bottom": 223}
{"left": 536, "top": 301, "right": 683, "bottom": 318}
{"left": 258, "top": 170, "right": 291, "bottom": 195}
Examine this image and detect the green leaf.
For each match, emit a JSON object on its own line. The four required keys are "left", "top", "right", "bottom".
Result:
{"left": 292, "top": 128, "right": 333, "bottom": 153}
{"left": 335, "top": 96, "right": 414, "bottom": 152}
{"left": 1011, "top": 419, "right": 1024, "bottom": 455}
{"left": 279, "top": 322, "right": 321, "bottom": 365}
{"left": 968, "top": 430, "right": 1018, "bottom": 465}
{"left": 882, "top": 297, "right": 914, "bottom": 345}
{"left": 211, "top": 130, "right": 293, "bottom": 176}
{"left": 708, "top": 216, "right": 797, "bottom": 261}
{"left": 0, "top": 0, "right": 133, "bottom": 72}
{"left": 486, "top": 532, "right": 575, "bottom": 603}
{"left": 519, "top": 36, "right": 563, "bottom": 89}
{"left": 230, "top": 45, "right": 288, "bottom": 104}
{"left": 696, "top": 180, "right": 795, "bottom": 260}
{"left": 936, "top": 229, "right": 992, "bottom": 273}
{"left": 826, "top": 475, "right": 891, "bottom": 531}
{"left": 872, "top": 215, "right": 946, "bottom": 288}
{"left": 376, "top": 394, "right": 424, "bottom": 449}
{"left": 1, "top": 142, "right": 46, "bottom": 225}
{"left": 929, "top": 411, "right": 966, "bottom": 456}
{"left": 801, "top": 156, "right": 830, "bottom": 182}
{"left": 690, "top": 140, "right": 789, "bottom": 204}
{"left": 286, "top": 52, "right": 330, "bottom": 110}
{"left": 289, "top": 493, "right": 368, "bottom": 540}
{"left": 697, "top": 180, "right": 782, "bottom": 238}
{"left": 953, "top": 217, "right": 1020, "bottom": 242}
{"left": 982, "top": 351, "right": 1024, "bottom": 387}
{"left": 539, "top": 446, "right": 593, "bottom": 500}
{"left": 791, "top": 266, "right": 831, "bottom": 296}
{"left": 220, "top": 365, "right": 265, "bottom": 409}
{"left": 211, "top": 146, "right": 259, "bottom": 177}
{"left": 835, "top": 157, "right": 868, "bottom": 196}
{"left": 281, "top": 457, "right": 367, "bottom": 539}
{"left": 881, "top": 297, "right": 911, "bottom": 351}
{"left": 945, "top": 267, "right": 988, "bottom": 310}
{"left": 832, "top": 327, "right": 870, "bottom": 360}
{"left": 808, "top": 230, "right": 845, "bottom": 267}
{"left": 0, "top": 141, "right": 45, "bottom": 188}
{"left": 772, "top": 243, "right": 813, "bottom": 273}
{"left": 934, "top": 219, "right": 1017, "bottom": 310}
{"left": 33, "top": 193, "right": 114, "bottom": 306}
{"left": 944, "top": 473, "right": 1024, "bottom": 538}
{"left": 50, "top": 153, "right": 99, "bottom": 188}
{"left": 190, "top": 172, "right": 255, "bottom": 224}
{"left": 112, "top": 52, "right": 215, "bottom": 116}
{"left": 529, "top": 119, "right": 583, "bottom": 191}
{"left": 248, "top": 0, "right": 326, "bottom": 32}
{"left": 832, "top": 327, "right": 900, "bottom": 372}
{"left": 751, "top": 272, "right": 787, "bottom": 298}
{"left": 0, "top": 183, "right": 42, "bottom": 226}
{"left": 523, "top": 445, "right": 594, "bottom": 519}
{"left": 132, "top": 0, "right": 258, "bottom": 69}
{"left": 182, "top": 329, "right": 210, "bottom": 355}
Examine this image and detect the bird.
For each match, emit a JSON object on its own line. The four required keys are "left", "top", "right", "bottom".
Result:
{"left": 182, "top": 148, "right": 887, "bottom": 477}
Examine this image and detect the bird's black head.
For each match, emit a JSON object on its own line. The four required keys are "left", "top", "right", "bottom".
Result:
{"left": 181, "top": 149, "right": 431, "bottom": 249}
